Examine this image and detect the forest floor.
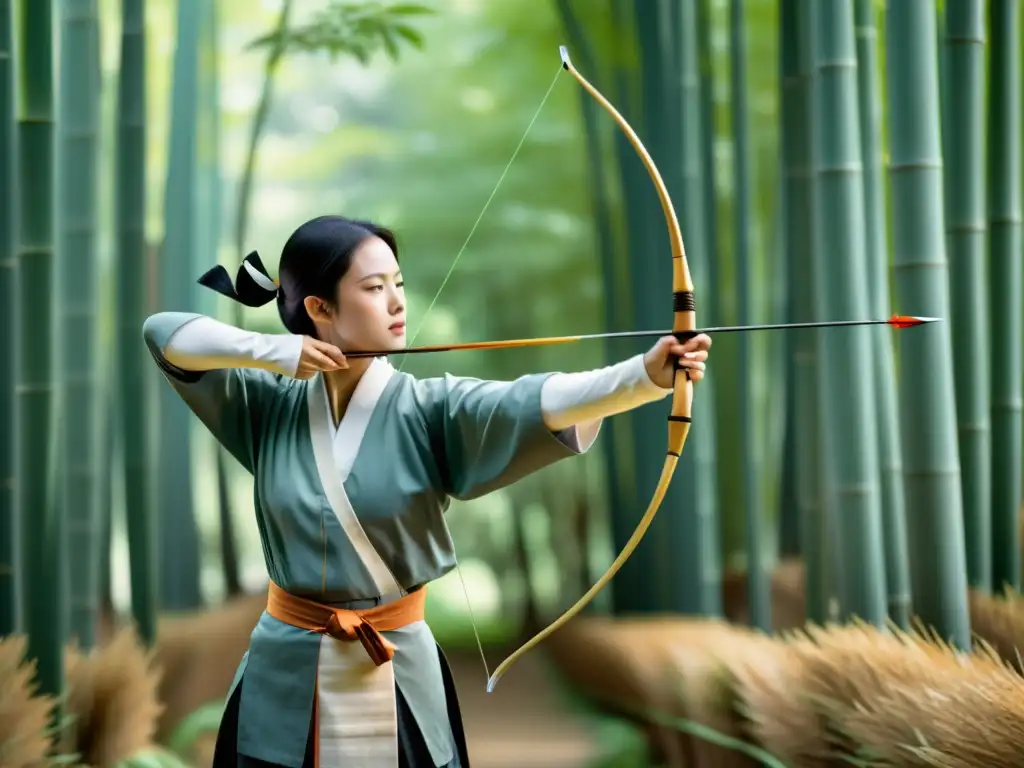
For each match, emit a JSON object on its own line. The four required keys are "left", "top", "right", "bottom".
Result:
{"left": 446, "top": 647, "right": 602, "bottom": 768}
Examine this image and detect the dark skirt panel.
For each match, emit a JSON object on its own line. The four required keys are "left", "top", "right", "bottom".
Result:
{"left": 211, "top": 644, "right": 469, "bottom": 768}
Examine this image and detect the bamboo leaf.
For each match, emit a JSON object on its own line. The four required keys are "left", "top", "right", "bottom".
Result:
{"left": 381, "top": 27, "right": 400, "bottom": 60}
{"left": 393, "top": 23, "right": 425, "bottom": 47}
{"left": 385, "top": 3, "right": 434, "bottom": 15}
{"left": 244, "top": 0, "right": 434, "bottom": 65}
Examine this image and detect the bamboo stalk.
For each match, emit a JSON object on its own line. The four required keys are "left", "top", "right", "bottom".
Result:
{"left": 552, "top": 0, "right": 631, "bottom": 600}
{"left": 0, "top": 0, "right": 17, "bottom": 637}
{"left": 59, "top": 0, "right": 102, "bottom": 649}
{"left": 945, "top": 0, "right": 991, "bottom": 592}
{"left": 116, "top": 0, "right": 158, "bottom": 645}
{"left": 729, "top": 0, "right": 770, "bottom": 632}
{"left": 856, "top": 0, "right": 912, "bottom": 627}
{"left": 158, "top": 0, "right": 203, "bottom": 611}
{"left": 696, "top": 0, "right": 719, "bottom": 323}
{"left": 791, "top": 0, "right": 829, "bottom": 625}
{"left": 679, "top": 0, "right": 722, "bottom": 618}
{"left": 987, "top": 0, "right": 1023, "bottom": 593}
{"left": 16, "top": 0, "right": 64, "bottom": 703}
{"left": 885, "top": 0, "right": 971, "bottom": 647}
{"left": 813, "top": 0, "right": 888, "bottom": 626}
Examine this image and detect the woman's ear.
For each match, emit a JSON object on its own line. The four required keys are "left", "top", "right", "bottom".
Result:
{"left": 303, "top": 295, "right": 333, "bottom": 327}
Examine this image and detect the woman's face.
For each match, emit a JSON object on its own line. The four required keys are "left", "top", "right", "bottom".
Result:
{"left": 304, "top": 235, "right": 406, "bottom": 352}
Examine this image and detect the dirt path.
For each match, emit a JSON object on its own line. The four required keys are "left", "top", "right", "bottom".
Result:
{"left": 445, "top": 649, "right": 602, "bottom": 768}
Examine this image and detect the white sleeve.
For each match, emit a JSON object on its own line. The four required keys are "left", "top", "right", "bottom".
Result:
{"left": 161, "top": 315, "right": 303, "bottom": 378}
{"left": 540, "top": 354, "right": 671, "bottom": 450}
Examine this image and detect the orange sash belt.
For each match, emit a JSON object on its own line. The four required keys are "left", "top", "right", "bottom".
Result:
{"left": 266, "top": 581, "right": 426, "bottom": 666}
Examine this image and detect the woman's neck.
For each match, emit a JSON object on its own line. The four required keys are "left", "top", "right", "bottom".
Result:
{"left": 322, "top": 357, "right": 373, "bottom": 427}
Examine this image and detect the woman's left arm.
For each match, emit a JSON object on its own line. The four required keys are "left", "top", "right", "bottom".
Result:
{"left": 432, "top": 333, "right": 711, "bottom": 501}
{"left": 541, "top": 333, "right": 711, "bottom": 449}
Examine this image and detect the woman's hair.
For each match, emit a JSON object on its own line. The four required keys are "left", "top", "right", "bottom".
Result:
{"left": 276, "top": 215, "right": 398, "bottom": 337}
{"left": 197, "top": 214, "right": 398, "bottom": 338}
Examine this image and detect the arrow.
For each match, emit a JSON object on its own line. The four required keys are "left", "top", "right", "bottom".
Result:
{"left": 341, "top": 314, "right": 939, "bottom": 359}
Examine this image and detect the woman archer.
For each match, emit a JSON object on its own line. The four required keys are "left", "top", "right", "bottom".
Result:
{"left": 142, "top": 214, "right": 712, "bottom": 768}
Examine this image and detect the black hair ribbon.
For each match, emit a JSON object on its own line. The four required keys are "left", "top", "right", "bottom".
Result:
{"left": 197, "top": 251, "right": 279, "bottom": 308}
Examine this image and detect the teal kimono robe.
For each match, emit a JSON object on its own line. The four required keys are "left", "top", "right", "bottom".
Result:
{"left": 143, "top": 312, "right": 587, "bottom": 768}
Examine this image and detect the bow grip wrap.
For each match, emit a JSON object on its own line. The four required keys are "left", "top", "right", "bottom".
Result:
{"left": 672, "top": 289, "right": 696, "bottom": 378}
{"left": 197, "top": 250, "right": 279, "bottom": 307}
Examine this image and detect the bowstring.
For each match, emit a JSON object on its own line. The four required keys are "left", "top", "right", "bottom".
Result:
{"left": 397, "top": 62, "right": 564, "bottom": 683}
{"left": 397, "top": 63, "right": 563, "bottom": 372}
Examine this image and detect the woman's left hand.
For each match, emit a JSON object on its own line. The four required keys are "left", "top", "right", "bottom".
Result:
{"left": 643, "top": 333, "right": 712, "bottom": 389}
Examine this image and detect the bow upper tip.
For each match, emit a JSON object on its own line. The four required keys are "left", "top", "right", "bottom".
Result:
{"left": 559, "top": 45, "right": 571, "bottom": 69}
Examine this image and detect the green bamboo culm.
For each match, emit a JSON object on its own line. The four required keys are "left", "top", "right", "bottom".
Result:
{"left": 116, "top": 0, "right": 158, "bottom": 645}
{"left": 0, "top": 0, "right": 18, "bottom": 636}
{"left": 812, "top": 0, "right": 888, "bottom": 626}
{"left": 604, "top": 7, "right": 654, "bottom": 612}
{"left": 195, "top": 0, "right": 222, "bottom": 313}
{"left": 944, "top": 0, "right": 990, "bottom": 592}
{"left": 671, "top": 0, "right": 721, "bottom": 617}
{"left": 729, "top": 0, "right": 769, "bottom": 631}
{"left": 618, "top": 2, "right": 673, "bottom": 612}
{"left": 777, "top": 0, "right": 801, "bottom": 559}
{"left": 633, "top": 2, "right": 678, "bottom": 611}
{"left": 58, "top": 0, "right": 102, "bottom": 649}
{"left": 552, "top": 5, "right": 639, "bottom": 616}
{"left": 855, "top": 0, "right": 911, "bottom": 627}
{"left": 987, "top": 0, "right": 1022, "bottom": 593}
{"left": 695, "top": 0, "right": 719, "bottom": 320}
{"left": 787, "top": 0, "right": 828, "bottom": 625}
{"left": 885, "top": 0, "right": 971, "bottom": 647}
{"left": 808, "top": 0, "right": 848, "bottom": 620}
{"left": 16, "top": 0, "right": 65, "bottom": 698}
{"left": 159, "top": 0, "right": 203, "bottom": 611}
{"left": 196, "top": 0, "right": 242, "bottom": 598}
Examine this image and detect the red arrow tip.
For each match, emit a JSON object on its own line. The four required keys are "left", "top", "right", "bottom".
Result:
{"left": 887, "top": 314, "right": 939, "bottom": 328}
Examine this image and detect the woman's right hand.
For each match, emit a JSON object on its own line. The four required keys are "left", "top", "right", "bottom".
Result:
{"left": 294, "top": 336, "right": 348, "bottom": 379}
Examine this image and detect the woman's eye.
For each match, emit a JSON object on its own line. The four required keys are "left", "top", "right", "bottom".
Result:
{"left": 366, "top": 284, "right": 384, "bottom": 292}
{"left": 396, "top": 281, "right": 405, "bottom": 289}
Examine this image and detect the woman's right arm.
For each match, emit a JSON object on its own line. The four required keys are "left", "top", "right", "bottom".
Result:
{"left": 149, "top": 313, "right": 303, "bottom": 376}
{"left": 142, "top": 312, "right": 303, "bottom": 472}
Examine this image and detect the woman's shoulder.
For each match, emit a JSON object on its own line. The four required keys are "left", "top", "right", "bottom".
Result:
{"left": 392, "top": 368, "right": 551, "bottom": 414}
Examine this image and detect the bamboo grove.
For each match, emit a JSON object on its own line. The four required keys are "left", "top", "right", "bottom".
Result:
{"left": 555, "top": 0, "right": 1020, "bottom": 653}
{"left": 0, "top": 0, "right": 1023, "bottom": 765}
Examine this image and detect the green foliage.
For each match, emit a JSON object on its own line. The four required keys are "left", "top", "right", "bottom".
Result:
{"left": 111, "top": 747, "right": 193, "bottom": 768}
{"left": 165, "top": 700, "right": 224, "bottom": 760}
{"left": 246, "top": 1, "right": 433, "bottom": 64}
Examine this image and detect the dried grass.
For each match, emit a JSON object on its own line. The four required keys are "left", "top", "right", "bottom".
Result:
{"left": 969, "top": 586, "right": 1024, "bottom": 674}
{"left": 64, "top": 626, "right": 164, "bottom": 768}
{"left": 546, "top": 615, "right": 694, "bottom": 712}
{"left": 0, "top": 635, "right": 57, "bottom": 768}
{"left": 720, "top": 628, "right": 823, "bottom": 767}
{"left": 842, "top": 641, "right": 1024, "bottom": 767}
{"left": 664, "top": 621, "right": 771, "bottom": 768}
{"left": 546, "top": 615, "right": 747, "bottom": 765}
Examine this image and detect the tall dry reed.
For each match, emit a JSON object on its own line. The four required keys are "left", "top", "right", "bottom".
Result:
{"left": 63, "top": 626, "right": 164, "bottom": 768}
{"left": 968, "top": 586, "right": 1024, "bottom": 674}
{"left": 841, "top": 639, "right": 1024, "bottom": 767}
{"left": 664, "top": 621, "right": 773, "bottom": 768}
{"left": 0, "top": 635, "right": 57, "bottom": 768}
